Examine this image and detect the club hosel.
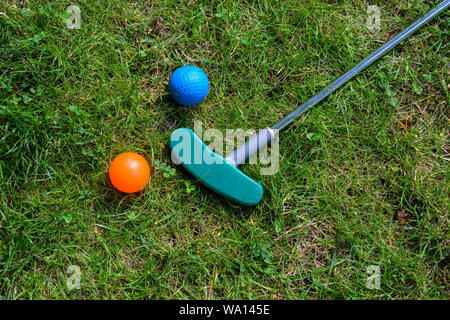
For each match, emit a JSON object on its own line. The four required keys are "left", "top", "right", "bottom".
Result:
{"left": 225, "top": 127, "right": 275, "bottom": 167}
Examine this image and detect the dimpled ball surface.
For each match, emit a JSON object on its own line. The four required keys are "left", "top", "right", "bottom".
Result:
{"left": 169, "top": 65, "right": 209, "bottom": 106}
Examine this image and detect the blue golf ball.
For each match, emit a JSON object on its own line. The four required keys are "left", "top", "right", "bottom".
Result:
{"left": 168, "top": 66, "right": 209, "bottom": 106}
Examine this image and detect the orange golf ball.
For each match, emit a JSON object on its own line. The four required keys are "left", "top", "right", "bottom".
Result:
{"left": 109, "top": 152, "right": 151, "bottom": 193}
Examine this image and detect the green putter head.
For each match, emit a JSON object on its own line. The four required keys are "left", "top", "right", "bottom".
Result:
{"left": 169, "top": 128, "right": 263, "bottom": 206}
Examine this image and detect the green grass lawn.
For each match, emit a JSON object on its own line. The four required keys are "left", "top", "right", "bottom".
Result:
{"left": 0, "top": 0, "right": 448, "bottom": 299}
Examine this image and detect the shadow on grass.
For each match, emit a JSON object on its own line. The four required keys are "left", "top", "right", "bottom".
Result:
{"left": 155, "top": 95, "right": 197, "bottom": 135}
{"left": 100, "top": 174, "right": 146, "bottom": 210}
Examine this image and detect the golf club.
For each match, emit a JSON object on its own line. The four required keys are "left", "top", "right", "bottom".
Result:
{"left": 170, "top": 0, "right": 450, "bottom": 206}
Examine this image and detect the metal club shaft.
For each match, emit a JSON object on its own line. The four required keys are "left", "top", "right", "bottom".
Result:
{"left": 272, "top": 0, "right": 450, "bottom": 131}
{"left": 226, "top": 0, "right": 449, "bottom": 166}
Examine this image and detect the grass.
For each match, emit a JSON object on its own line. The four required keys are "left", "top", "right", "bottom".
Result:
{"left": 0, "top": 0, "right": 448, "bottom": 299}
